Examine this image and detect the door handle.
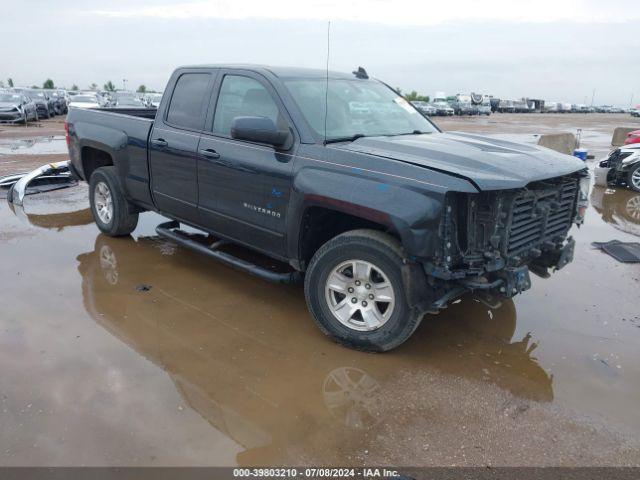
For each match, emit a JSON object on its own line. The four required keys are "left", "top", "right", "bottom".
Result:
{"left": 151, "top": 138, "right": 168, "bottom": 148}
{"left": 199, "top": 148, "right": 221, "bottom": 160}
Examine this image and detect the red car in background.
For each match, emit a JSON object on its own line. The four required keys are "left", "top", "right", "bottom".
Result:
{"left": 624, "top": 130, "right": 640, "bottom": 145}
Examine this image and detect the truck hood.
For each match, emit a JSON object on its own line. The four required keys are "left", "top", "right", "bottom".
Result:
{"left": 336, "top": 132, "right": 586, "bottom": 190}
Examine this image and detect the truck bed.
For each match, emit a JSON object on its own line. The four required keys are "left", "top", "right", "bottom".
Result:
{"left": 66, "top": 106, "right": 156, "bottom": 208}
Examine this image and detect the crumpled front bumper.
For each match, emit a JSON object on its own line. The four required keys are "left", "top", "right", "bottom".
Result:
{"left": 5, "top": 161, "right": 72, "bottom": 206}
{"left": 405, "top": 236, "right": 576, "bottom": 315}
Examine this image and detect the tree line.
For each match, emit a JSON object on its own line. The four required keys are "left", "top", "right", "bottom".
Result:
{"left": 1, "top": 77, "right": 152, "bottom": 93}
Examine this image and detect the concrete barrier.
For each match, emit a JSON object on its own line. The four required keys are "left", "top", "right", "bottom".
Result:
{"left": 611, "top": 127, "right": 637, "bottom": 146}
{"left": 537, "top": 133, "right": 576, "bottom": 155}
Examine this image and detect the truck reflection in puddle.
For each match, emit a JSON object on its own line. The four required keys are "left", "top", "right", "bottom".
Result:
{"left": 76, "top": 233, "right": 553, "bottom": 464}
{"left": 591, "top": 186, "right": 640, "bottom": 238}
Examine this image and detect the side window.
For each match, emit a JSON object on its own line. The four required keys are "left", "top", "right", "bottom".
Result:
{"left": 213, "top": 75, "right": 281, "bottom": 136}
{"left": 166, "top": 73, "right": 211, "bottom": 130}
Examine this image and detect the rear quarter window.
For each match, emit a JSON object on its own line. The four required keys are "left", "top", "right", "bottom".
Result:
{"left": 166, "top": 73, "right": 211, "bottom": 130}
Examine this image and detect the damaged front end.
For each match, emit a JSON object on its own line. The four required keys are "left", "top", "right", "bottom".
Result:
{"left": 415, "top": 171, "right": 588, "bottom": 312}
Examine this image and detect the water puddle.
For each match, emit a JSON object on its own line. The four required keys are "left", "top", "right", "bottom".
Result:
{"left": 0, "top": 135, "right": 67, "bottom": 156}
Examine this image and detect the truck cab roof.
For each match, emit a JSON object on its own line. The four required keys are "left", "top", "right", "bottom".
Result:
{"left": 177, "top": 64, "right": 364, "bottom": 80}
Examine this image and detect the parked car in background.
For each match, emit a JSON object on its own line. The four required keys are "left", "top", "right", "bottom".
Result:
{"left": 432, "top": 101, "right": 454, "bottom": 116}
{"left": 450, "top": 94, "right": 473, "bottom": 115}
{"left": 624, "top": 130, "right": 640, "bottom": 146}
{"left": 630, "top": 105, "right": 640, "bottom": 117}
{"left": 597, "top": 144, "right": 640, "bottom": 192}
{"left": 114, "top": 96, "right": 147, "bottom": 109}
{"left": 411, "top": 101, "right": 437, "bottom": 117}
{"left": 143, "top": 93, "right": 163, "bottom": 108}
{"left": 45, "top": 89, "right": 68, "bottom": 115}
{"left": 0, "top": 91, "right": 38, "bottom": 123}
{"left": 68, "top": 94, "right": 102, "bottom": 109}
{"left": 22, "top": 89, "right": 55, "bottom": 118}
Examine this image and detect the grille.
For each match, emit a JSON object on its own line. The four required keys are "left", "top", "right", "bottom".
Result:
{"left": 506, "top": 177, "right": 578, "bottom": 255}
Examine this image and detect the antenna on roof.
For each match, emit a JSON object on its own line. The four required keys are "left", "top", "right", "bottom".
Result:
{"left": 323, "top": 21, "right": 331, "bottom": 146}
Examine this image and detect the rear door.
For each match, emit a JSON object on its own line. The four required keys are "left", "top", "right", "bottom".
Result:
{"left": 196, "top": 70, "right": 295, "bottom": 257}
{"left": 149, "top": 69, "right": 216, "bottom": 223}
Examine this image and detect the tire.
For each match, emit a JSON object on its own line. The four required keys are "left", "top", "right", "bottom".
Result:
{"left": 89, "top": 166, "right": 139, "bottom": 236}
{"left": 304, "top": 229, "right": 422, "bottom": 352}
{"left": 628, "top": 164, "right": 640, "bottom": 193}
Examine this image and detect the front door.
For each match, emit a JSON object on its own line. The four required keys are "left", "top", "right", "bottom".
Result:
{"left": 197, "top": 71, "right": 295, "bottom": 257}
{"left": 149, "top": 70, "right": 215, "bottom": 224}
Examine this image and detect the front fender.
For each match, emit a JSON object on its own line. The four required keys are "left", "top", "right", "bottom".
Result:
{"left": 289, "top": 167, "right": 448, "bottom": 259}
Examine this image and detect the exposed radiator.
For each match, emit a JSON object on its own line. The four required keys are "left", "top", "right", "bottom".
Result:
{"left": 505, "top": 177, "right": 578, "bottom": 256}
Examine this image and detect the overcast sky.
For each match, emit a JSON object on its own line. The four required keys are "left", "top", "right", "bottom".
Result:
{"left": 2, "top": 0, "right": 638, "bottom": 105}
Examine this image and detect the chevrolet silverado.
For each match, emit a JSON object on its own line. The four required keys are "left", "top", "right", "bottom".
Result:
{"left": 65, "top": 64, "right": 589, "bottom": 351}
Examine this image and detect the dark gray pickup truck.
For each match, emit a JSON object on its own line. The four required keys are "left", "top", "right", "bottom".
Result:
{"left": 65, "top": 64, "right": 589, "bottom": 351}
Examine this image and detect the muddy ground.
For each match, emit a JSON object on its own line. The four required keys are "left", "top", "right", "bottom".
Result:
{"left": 1, "top": 114, "right": 639, "bottom": 467}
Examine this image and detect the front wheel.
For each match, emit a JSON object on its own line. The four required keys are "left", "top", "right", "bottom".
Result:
{"left": 89, "top": 166, "right": 139, "bottom": 236}
{"left": 304, "top": 229, "right": 422, "bottom": 352}
{"left": 628, "top": 164, "right": 640, "bottom": 192}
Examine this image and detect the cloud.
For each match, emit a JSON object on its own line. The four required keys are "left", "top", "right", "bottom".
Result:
{"left": 88, "top": 0, "right": 637, "bottom": 25}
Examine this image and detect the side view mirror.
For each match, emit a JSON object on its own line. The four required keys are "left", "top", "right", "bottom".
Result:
{"left": 231, "top": 116, "right": 290, "bottom": 148}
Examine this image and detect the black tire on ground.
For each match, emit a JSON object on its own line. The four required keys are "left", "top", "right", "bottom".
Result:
{"left": 628, "top": 164, "right": 640, "bottom": 193}
{"left": 304, "top": 229, "right": 423, "bottom": 352}
{"left": 89, "top": 166, "right": 139, "bottom": 236}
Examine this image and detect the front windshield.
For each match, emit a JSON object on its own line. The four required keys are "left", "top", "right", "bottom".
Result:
{"left": 283, "top": 78, "right": 437, "bottom": 141}
{"left": 27, "top": 91, "right": 45, "bottom": 98}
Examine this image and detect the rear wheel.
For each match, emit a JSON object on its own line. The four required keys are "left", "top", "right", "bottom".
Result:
{"left": 304, "top": 229, "right": 422, "bottom": 352}
{"left": 89, "top": 167, "right": 139, "bottom": 236}
{"left": 627, "top": 164, "right": 640, "bottom": 192}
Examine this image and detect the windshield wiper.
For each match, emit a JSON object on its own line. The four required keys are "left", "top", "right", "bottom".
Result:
{"left": 390, "top": 130, "right": 428, "bottom": 136}
{"left": 324, "top": 133, "right": 367, "bottom": 145}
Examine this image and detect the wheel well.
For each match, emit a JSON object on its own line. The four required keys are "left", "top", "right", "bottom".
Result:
{"left": 299, "top": 206, "right": 398, "bottom": 267}
{"left": 81, "top": 147, "right": 113, "bottom": 181}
